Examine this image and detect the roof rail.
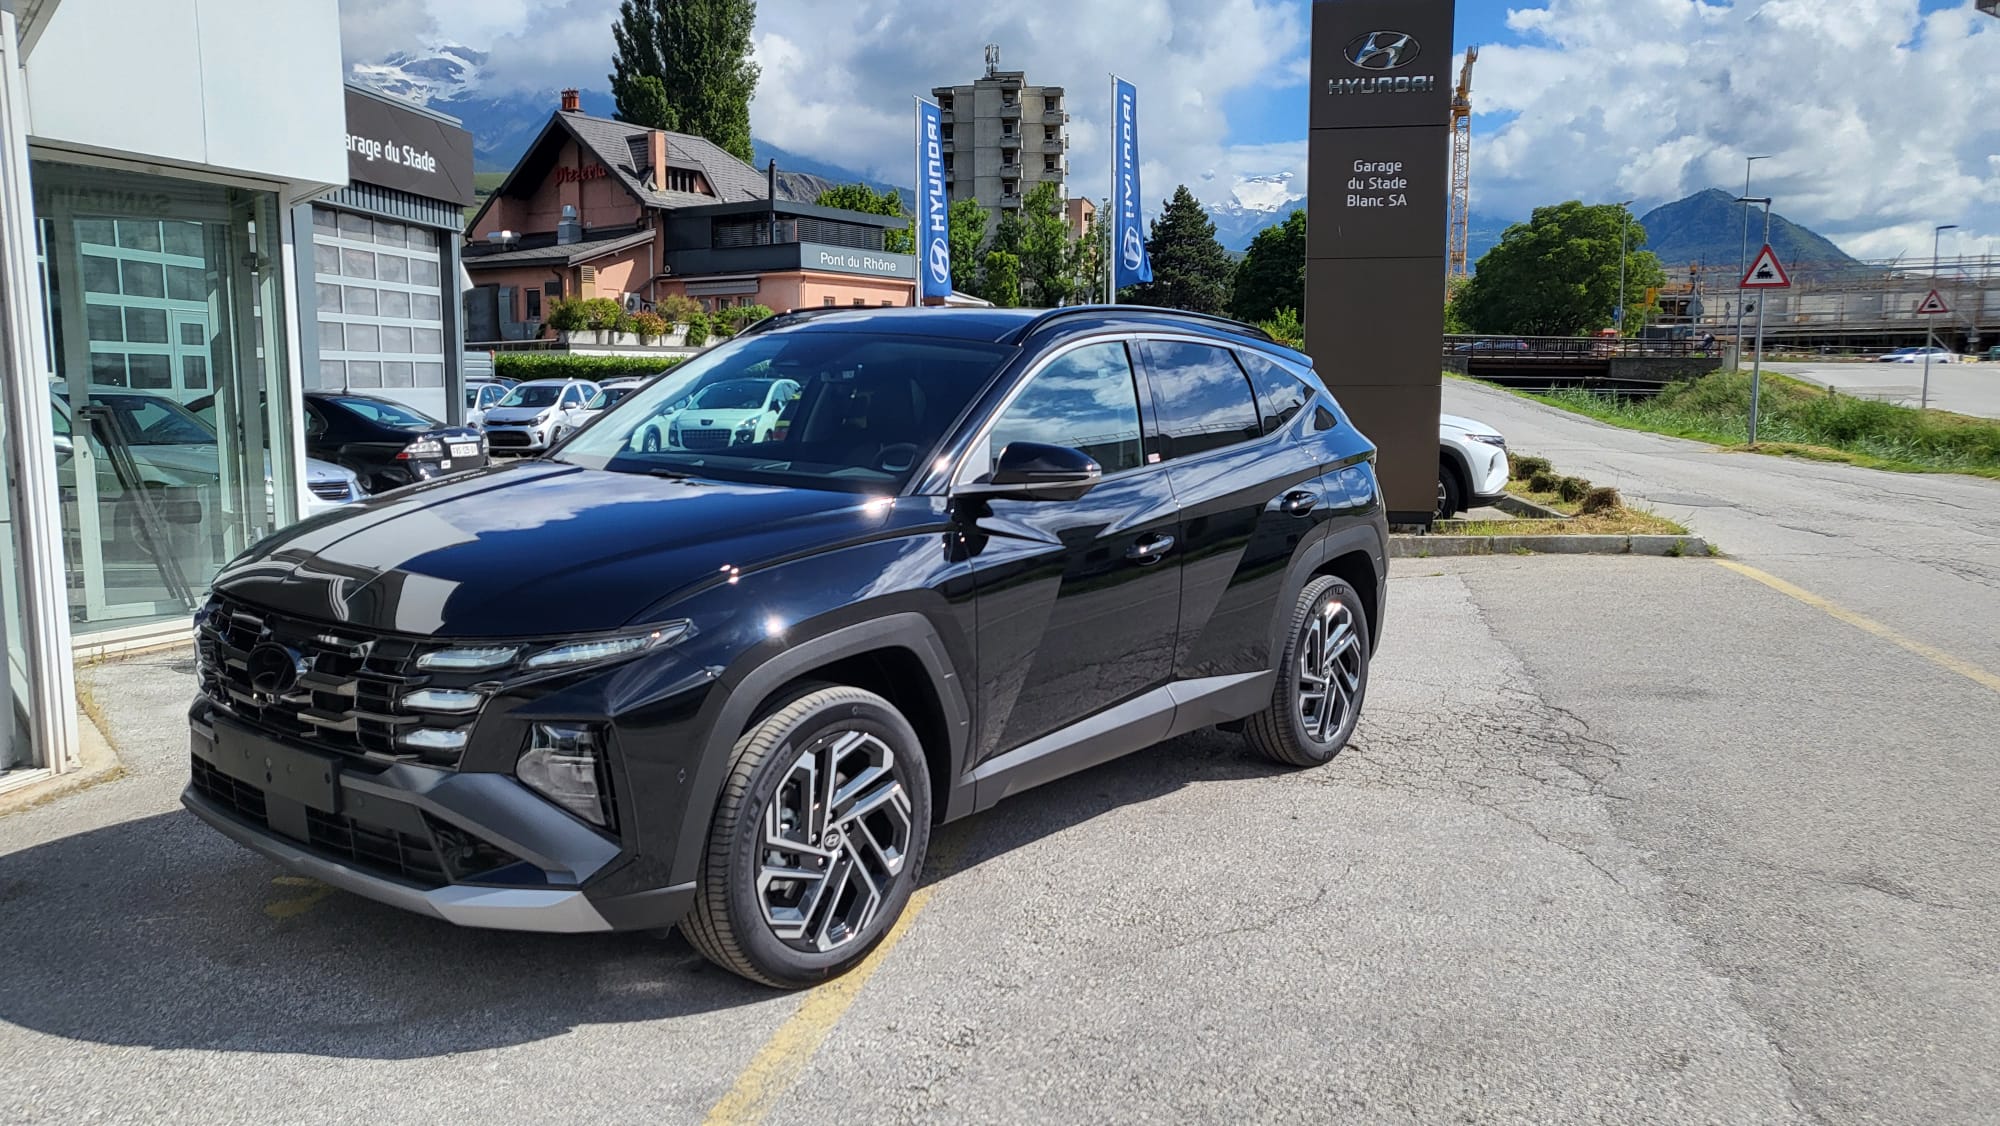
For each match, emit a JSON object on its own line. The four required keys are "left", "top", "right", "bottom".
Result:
{"left": 1009, "top": 304, "right": 1278, "bottom": 346}
{"left": 734, "top": 305, "right": 857, "bottom": 337}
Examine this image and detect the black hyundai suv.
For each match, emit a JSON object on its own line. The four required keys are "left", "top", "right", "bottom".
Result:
{"left": 184, "top": 306, "right": 1389, "bottom": 988}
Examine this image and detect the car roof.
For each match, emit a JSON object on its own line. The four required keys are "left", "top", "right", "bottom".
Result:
{"left": 518, "top": 378, "right": 593, "bottom": 387}
{"left": 737, "top": 305, "right": 1308, "bottom": 364}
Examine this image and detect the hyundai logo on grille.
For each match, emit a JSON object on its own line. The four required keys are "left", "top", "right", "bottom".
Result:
{"left": 246, "top": 643, "right": 308, "bottom": 703}
{"left": 1344, "top": 30, "right": 1420, "bottom": 71}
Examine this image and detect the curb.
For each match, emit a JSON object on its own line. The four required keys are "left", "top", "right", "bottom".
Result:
{"left": 1392, "top": 534, "right": 1709, "bottom": 558}
{"left": 1491, "top": 494, "right": 1570, "bottom": 520}
{"left": 0, "top": 709, "right": 127, "bottom": 817}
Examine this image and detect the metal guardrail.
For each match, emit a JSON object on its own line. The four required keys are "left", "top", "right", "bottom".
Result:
{"left": 1442, "top": 334, "right": 1716, "bottom": 360}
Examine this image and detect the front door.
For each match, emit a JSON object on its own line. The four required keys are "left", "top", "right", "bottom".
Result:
{"left": 960, "top": 340, "right": 1181, "bottom": 767}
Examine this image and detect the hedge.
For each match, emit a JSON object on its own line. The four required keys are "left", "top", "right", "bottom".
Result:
{"left": 490, "top": 353, "right": 687, "bottom": 381}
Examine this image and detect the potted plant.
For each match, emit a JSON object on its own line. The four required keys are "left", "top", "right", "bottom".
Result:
{"left": 545, "top": 297, "right": 589, "bottom": 341}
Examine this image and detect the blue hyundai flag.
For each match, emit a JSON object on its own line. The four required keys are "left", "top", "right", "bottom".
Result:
{"left": 916, "top": 99, "right": 952, "bottom": 302}
{"left": 1112, "top": 76, "right": 1153, "bottom": 292}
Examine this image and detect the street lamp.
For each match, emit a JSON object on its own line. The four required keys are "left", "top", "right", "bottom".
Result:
{"left": 1924, "top": 223, "right": 1958, "bottom": 411}
{"left": 1734, "top": 155, "right": 1773, "bottom": 359}
{"left": 1738, "top": 195, "right": 1774, "bottom": 444}
{"left": 1614, "top": 199, "right": 1636, "bottom": 334}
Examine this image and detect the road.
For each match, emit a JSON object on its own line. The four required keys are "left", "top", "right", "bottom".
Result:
{"left": 1767, "top": 360, "right": 2000, "bottom": 419}
{"left": 0, "top": 396, "right": 1996, "bottom": 1124}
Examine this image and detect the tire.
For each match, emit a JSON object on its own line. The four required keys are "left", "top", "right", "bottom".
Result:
{"left": 682, "top": 685, "right": 933, "bottom": 989}
{"left": 642, "top": 427, "right": 662, "bottom": 453}
{"left": 1243, "top": 575, "right": 1372, "bottom": 768}
{"left": 1437, "top": 460, "right": 1465, "bottom": 520}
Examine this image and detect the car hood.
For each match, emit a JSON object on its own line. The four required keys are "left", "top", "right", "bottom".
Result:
{"left": 1438, "top": 413, "right": 1495, "bottom": 435}
{"left": 305, "top": 457, "right": 355, "bottom": 485}
{"left": 210, "top": 462, "right": 911, "bottom": 637}
{"left": 674, "top": 407, "right": 763, "bottom": 428}
{"left": 483, "top": 407, "right": 553, "bottom": 426}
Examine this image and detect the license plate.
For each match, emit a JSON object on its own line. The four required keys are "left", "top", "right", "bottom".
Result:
{"left": 209, "top": 720, "right": 340, "bottom": 813}
{"left": 451, "top": 443, "right": 480, "bottom": 458}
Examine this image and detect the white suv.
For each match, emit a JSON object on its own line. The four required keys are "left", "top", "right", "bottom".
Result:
{"left": 1439, "top": 413, "right": 1509, "bottom": 519}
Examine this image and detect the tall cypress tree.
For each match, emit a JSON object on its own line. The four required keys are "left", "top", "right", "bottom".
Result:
{"left": 1127, "top": 185, "right": 1233, "bottom": 315}
{"left": 609, "top": 0, "right": 760, "bottom": 164}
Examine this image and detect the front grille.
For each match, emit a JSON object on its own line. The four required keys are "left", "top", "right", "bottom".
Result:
{"left": 195, "top": 596, "right": 470, "bottom": 765}
{"left": 487, "top": 429, "right": 536, "bottom": 449}
{"left": 675, "top": 427, "right": 733, "bottom": 451}
{"left": 308, "top": 480, "right": 353, "bottom": 501}
{"left": 192, "top": 755, "right": 517, "bottom": 887}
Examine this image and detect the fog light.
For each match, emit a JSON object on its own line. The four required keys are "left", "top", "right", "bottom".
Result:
{"left": 401, "top": 688, "right": 484, "bottom": 713}
{"left": 398, "top": 728, "right": 469, "bottom": 753}
{"left": 517, "top": 724, "right": 611, "bottom": 828}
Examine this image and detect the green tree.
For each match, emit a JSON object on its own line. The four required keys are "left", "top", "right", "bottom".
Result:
{"left": 1456, "top": 201, "right": 1667, "bottom": 337}
{"left": 947, "top": 198, "right": 988, "bottom": 294}
{"left": 1443, "top": 275, "right": 1471, "bottom": 334}
{"left": 1126, "top": 185, "right": 1233, "bottom": 315}
{"left": 1230, "top": 208, "right": 1305, "bottom": 323}
{"left": 1016, "top": 181, "right": 1079, "bottom": 306}
{"left": 816, "top": 183, "right": 914, "bottom": 253}
{"left": 981, "top": 251, "right": 1022, "bottom": 308}
{"left": 609, "top": 0, "right": 759, "bottom": 164}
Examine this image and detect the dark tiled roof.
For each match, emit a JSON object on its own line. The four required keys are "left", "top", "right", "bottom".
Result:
{"left": 463, "top": 230, "right": 654, "bottom": 268}
{"left": 559, "top": 112, "right": 805, "bottom": 208}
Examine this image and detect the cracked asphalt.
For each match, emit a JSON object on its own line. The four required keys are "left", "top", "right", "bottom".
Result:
{"left": 0, "top": 390, "right": 1993, "bottom": 1124}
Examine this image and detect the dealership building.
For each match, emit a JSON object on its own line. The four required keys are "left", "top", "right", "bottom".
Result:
{"left": 0, "top": 0, "right": 479, "bottom": 788}
{"left": 464, "top": 91, "right": 914, "bottom": 338}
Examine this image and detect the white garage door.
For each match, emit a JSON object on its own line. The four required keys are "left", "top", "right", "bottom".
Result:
{"left": 309, "top": 208, "right": 446, "bottom": 395}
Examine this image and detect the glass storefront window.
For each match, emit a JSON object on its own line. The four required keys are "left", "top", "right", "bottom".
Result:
{"left": 31, "top": 160, "right": 296, "bottom": 633}
{"left": 1, "top": 409, "right": 34, "bottom": 774}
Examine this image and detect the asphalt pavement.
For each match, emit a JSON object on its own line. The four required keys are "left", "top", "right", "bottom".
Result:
{"left": 1767, "top": 360, "right": 2000, "bottom": 419}
{"left": 1, "top": 395, "right": 1995, "bottom": 1123}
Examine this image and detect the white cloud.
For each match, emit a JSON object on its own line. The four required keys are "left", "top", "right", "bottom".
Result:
{"left": 1472, "top": 0, "right": 2000, "bottom": 259}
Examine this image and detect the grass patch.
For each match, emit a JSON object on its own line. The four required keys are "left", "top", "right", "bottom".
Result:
{"left": 1520, "top": 370, "right": 2000, "bottom": 480}
{"left": 1449, "top": 509, "right": 1688, "bottom": 537}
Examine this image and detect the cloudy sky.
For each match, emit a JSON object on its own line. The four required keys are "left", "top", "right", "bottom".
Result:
{"left": 339, "top": 0, "right": 2000, "bottom": 261}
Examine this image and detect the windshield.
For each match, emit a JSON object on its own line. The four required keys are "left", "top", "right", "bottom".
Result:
{"left": 500, "top": 384, "right": 565, "bottom": 409}
{"left": 88, "top": 393, "right": 216, "bottom": 446}
{"left": 556, "top": 332, "right": 1012, "bottom": 493}
{"left": 329, "top": 395, "right": 439, "bottom": 431}
{"left": 591, "top": 386, "right": 640, "bottom": 409}
{"left": 686, "top": 379, "right": 776, "bottom": 411}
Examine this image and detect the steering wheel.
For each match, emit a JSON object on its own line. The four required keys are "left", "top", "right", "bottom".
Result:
{"left": 876, "top": 443, "right": 921, "bottom": 474}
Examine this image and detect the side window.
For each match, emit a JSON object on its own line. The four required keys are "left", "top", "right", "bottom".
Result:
{"left": 1239, "top": 352, "right": 1316, "bottom": 435}
{"left": 981, "top": 341, "right": 1146, "bottom": 477}
{"left": 303, "top": 402, "right": 330, "bottom": 439}
{"left": 1142, "top": 341, "right": 1262, "bottom": 459}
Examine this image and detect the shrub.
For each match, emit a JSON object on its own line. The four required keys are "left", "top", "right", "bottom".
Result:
{"left": 1579, "top": 486, "right": 1624, "bottom": 515}
{"left": 629, "top": 311, "right": 669, "bottom": 341}
{"left": 715, "top": 304, "right": 775, "bottom": 331}
{"left": 1527, "top": 469, "right": 1560, "bottom": 494}
{"left": 657, "top": 294, "right": 703, "bottom": 325}
{"left": 1557, "top": 476, "right": 1592, "bottom": 503}
{"left": 613, "top": 312, "right": 642, "bottom": 336}
{"left": 493, "top": 353, "right": 686, "bottom": 382}
{"left": 1258, "top": 307, "right": 1304, "bottom": 349}
{"left": 683, "top": 312, "right": 711, "bottom": 347}
{"left": 1511, "top": 454, "right": 1552, "bottom": 481}
{"left": 545, "top": 298, "right": 589, "bottom": 333}
{"left": 580, "top": 297, "right": 626, "bottom": 330}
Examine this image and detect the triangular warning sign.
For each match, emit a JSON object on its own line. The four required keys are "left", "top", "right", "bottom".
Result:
{"left": 1916, "top": 289, "right": 1951, "bottom": 315}
{"left": 1741, "top": 244, "right": 1791, "bottom": 289}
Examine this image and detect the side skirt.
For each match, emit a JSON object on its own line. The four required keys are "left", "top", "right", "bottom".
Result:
{"left": 965, "top": 671, "right": 1274, "bottom": 815}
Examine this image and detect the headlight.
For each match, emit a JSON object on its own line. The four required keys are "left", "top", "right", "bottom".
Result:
{"left": 522, "top": 621, "right": 692, "bottom": 670}
{"left": 733, "top": 418, "right": 759, "bottom": 443}
{"left": 1467, "top": 433, "right": 1507, "bottom": 448}
{"left": 416, "top": 645, "right": 520, "bottom": 671}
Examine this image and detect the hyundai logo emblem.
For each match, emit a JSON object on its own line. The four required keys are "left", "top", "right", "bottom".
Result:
{"left": 1122, "top": 226, "right": 1147, "bottom": 272}
{"left": 927, "top": 240, "right": 952, "bottom": 288}
{"left": 245, "top": 643, "right": 308, "bottom": 703}
{"left": 1344, "top": 30, "right": 1420, "bottom": 72}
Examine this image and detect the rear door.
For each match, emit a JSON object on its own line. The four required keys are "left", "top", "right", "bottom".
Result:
{"left": 961, "top": 339, "right": 1181, "bottom": 767}
{"left": 1138, "top": 340, "right": 1328, "bottom": 682}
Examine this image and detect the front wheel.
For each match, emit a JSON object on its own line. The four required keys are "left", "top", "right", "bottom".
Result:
{"left": 1243, "top": 575, "right": 1372, "bottom": 768}
{"left": 682, "top": 686, "right": 933, "bottom": 989}
{"left": 1437, "top": 461, "right": 1465, "bottom": 520}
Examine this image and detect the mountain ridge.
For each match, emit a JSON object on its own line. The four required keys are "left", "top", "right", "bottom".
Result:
{"left": 1637, "top": 188, "right": 1857, "bottom": 270}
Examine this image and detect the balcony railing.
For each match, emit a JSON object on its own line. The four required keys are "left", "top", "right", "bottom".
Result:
{"left": 1042, "top": 138, "right": 1065, "bottom": 154}
{"left": 999, "top": 132, "right": 1021, "bottom": 149}
{"left": 999, "top": 193, "right": 1022, "bottom": 209}
{"left": 1043, "top": 109, "right": 1068, "bottom": 126}
{"left": 999, "top": 162, "right": 1022, "bottom": 178}
{"left": 999, "top": 103, "right": 1023, "bottom": 120}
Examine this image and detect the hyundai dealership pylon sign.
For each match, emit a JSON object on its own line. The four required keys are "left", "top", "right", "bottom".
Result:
{"left": 1307, "top": 0, "right": 1455, "bottom": 524}
{"left": 1111, "top": 76, "right": 1153, "bottom": 294}
{"left": 915, "top": 98, "right": 952, "bottom": 303}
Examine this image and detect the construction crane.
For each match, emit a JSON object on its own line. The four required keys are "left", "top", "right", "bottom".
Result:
{"left": 1448, "top": 46, "right": 1478, "bottom": 279}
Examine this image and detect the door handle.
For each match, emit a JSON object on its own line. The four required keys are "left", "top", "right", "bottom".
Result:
{"left": 1280, "top": 491, "right": 1319, "bottom": 517}
{"left": 1126, "top": 534, "right": 1176, "bottom": 565}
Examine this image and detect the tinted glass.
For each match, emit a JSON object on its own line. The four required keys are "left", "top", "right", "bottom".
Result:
{"left": 326, "top": 396, "right": 437, "bottom": 430}
{"left": 499, "top": 384, "right": 565, "bottom": 408}
{"left": 558, "top": 332, "right": 1011, "bottom": 493}
{"left": 92, "top": 394, "right": 214, "bottom": 446}
{"left": 985, "top": 342, "right": 1144, "bottom": 475}
{"left": 1143, "top": 341, "right": 1261, "bottom": 458}
{"left": 1239, "top": 351, "right": 1315, "bottom": 435}
{"left": 691, "top": 379, "right": 780, "bottom": 411}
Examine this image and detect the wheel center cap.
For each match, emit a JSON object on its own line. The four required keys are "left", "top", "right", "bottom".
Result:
{"left": 821, "top": 828, "right": 844, "bottom": 851}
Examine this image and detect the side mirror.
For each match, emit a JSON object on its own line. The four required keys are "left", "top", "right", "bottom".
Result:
{"left": 51, "top": 434, "right": 73, "bottom": 460}
{"left": 960, "top": 442, "right": 1101, "bottom": 502}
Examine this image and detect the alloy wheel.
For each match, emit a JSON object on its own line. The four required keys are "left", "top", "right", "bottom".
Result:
{"left": 1296, "top": 597, "right": 1365, "bottom": 743}
{"left": 757, "top": 729, "right": 914, "bottom": 953}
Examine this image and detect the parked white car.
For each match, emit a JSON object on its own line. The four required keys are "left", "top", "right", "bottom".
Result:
{"left": 1439, "top": 413, "right": 1509, "bottom": 519}
{"left": 464, "top": 379, "right": 511, "bottom": 429}
{"left": 302, "top": 458, "right": 366, "bottom": 517}
{"left": 480, "top": 379, "right": 600, "bottom": 454}
{"left": 1879, "top": 346, "right": 1957, "bottom": 364}
{"left": 631, "top": 376, "right": 800, "bottom": 453}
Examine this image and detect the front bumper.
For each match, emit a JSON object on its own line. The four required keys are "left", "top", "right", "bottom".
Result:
{"left": 184, "top": 709, "right": 693, "bottom": 934}
{"left": 485, "top": 426, "right": 551, "bottom": 454}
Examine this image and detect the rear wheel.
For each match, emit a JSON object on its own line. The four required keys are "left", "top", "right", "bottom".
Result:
{"left": 682, "top": 685, "right": 932, "bottom": 989}
{"left": 1243, "top": 576, "right": 1371, "bottom": 768}
{"left": 641, "top": 428, "right": 662, "bottom": 453}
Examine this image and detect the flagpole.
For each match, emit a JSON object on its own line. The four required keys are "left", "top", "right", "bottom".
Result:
{"left": 913, "top": 96, "right": 923, "bottom": 307}
{"left": 1107, "top": 72, "right": 1119, "bottom": 306}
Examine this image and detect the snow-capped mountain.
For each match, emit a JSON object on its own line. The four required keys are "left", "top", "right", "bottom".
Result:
{"left": 348, "top": 44, "right": 621, "bottom": 172}
{"left": 1206, "top": 173, "right": 1306, "bottom": 251}
{"left": 349, "top": 44, "right": 488, "bottom": 106}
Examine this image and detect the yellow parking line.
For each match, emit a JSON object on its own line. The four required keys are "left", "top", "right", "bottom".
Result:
{"left": 1714, "top": 559, "right": 2000, "bottom": 695}
{"left": 704, "top": 856, "right": 949, "bottom": 1125}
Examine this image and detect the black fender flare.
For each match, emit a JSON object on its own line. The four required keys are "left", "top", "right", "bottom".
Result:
{"left": 666, "top": 612, "right": 972, "bottom": 888}
{"left": 1265, "top": 520, "right": 1388, "bottom": 663}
